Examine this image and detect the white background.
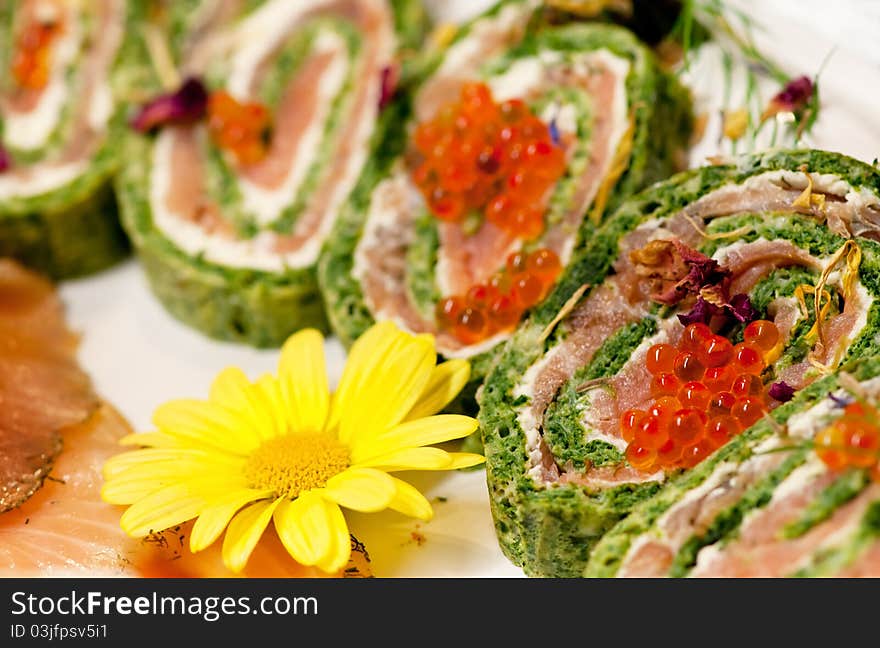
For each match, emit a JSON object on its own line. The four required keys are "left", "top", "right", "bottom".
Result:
{"left": 59, "top": 1, "right": 880, "bottom": 577}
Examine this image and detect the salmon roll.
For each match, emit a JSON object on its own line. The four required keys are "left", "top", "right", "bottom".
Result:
{"left": 116, "top": 0, "right": 427, "bottom": 346}
{"left": 587, "top": 358, "right": 880, "bottom": 578}
{"left": 0, "top": 0, "right": 131, "bottom": 279}
{"left": 318, "top": 0, "right": 692, "bottom": 382}
{"left": 480, "top": 149, "right": 880, "bottom": 576}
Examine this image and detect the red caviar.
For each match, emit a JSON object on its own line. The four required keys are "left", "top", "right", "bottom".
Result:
{"left": 207, "top": 91, "right": 271, "bottom": 166}
{"left": 815, "top": 401, "right": 880, "bottom": 477}
{"left": 650, "top": 372, "right": 680, "bottom": 398}
{"left": 623, "top": 321, "right": 779, "bottom": 473}
{"left": 409, "top": 82, "right": 565, "bottom": 238}
{"left": 11, "top": 2, "right": 63, "bottom": 90}
{"left": 744, "top": 319, "right": 780, "bottom": 352}
{"left": 439, "top": 248, "right": 561, "bottom": 344}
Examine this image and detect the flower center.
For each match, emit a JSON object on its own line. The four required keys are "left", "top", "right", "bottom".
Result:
{"left": 244, "top": 434, "right": 350, "bottom": 499}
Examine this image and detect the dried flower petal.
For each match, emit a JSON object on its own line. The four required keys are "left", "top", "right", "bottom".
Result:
{"left": 674, "top": 240, "right": 728, "bottom": 290}
{"left": 677, "top": 297, "right": 714, "bottom": 326}
{"left": 728, "top": 293, "right": 758, "bottom": 323}
{"left": 775, "top": 76, "right": 814, "bottom": 110}
{"left": 722, "top": 108, "right": 749, "bottom": 141}
{"left": 769, "top": 381, "right": 795, "bottom": 402}
{"left": 378, "top": 64, "right": 400, "bottom": 111}
{"left": 545, "top": 0, "right": 633, "bottom": 18}
{"left": 829, "top": 393, "right": 854, "bottom": 408}
{"left": 761, "top": 75, "right": 813, "bottom": 122}
{"left": 430, "top": 23, "right": 457, "bottom": 49}
{"left": 699, "top": 284, "right": 728, "bottom": 308}
{"left": 677, "top": 292, "right": 756, "bottom": 328}
{"left": 130, "top": 77, "right": 208, "bottom": 133}
{"left": 632, "top": 239, "right": 730, "bottom": 306}
{"left": 549, "top": 118, "right": 561, "bottom": 146}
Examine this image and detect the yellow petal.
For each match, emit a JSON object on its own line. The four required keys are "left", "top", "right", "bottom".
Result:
{"left": 209, "top": 367, "right": 277, "bottom": 444}
{"left": 102, "top": 477, "right": 163, "bottom": 505}
{"left": 331, "top": 322, "right": 436, "bottom": 446}
{"left": 314, "top": 500, "right": 350, "bottom": 574}
{"left": 327, "top": 321, "right": 400, "bottom": 432}
{"left": 189, "top": 489, "right": 274, "bottom": 553}
{"left": 103, "top": 447, "right": 244, "bottom": 480}
{"left": 387, "top": 477, "right": 433, "bottom": 521}
{"left": 444, "top": 452, "right": 486, "bottom": 470}
{"left": 119, "top": 483, "right": 207, "bottom": 537}
{"left": 353, "top": 448, "right": 486, "bottom": 472}
{"left": 404, "top": 359, "right": 470, "bottom": 421}
{"left": 153, "top": 398, "right": 260, "bottom": 455}
{"left": 353, "top": 446, "right": 453, "bottom": 471}
{"left": 277, "top": 329, "right": 330, "bottom": 435}
{"left": 355, "top": 414, "right": 478, "bottom": 460}
{"left": 119, "top": 432, "right": 180, "bottom": 448}
{"left": 221, "top": 499, "right": 280, "bottom": 573}
{"left": 102, "top": 464, "right": 243, "bottom": 505}
{"left": 254, "top": 374, "right": 288, "bottom": 440}
{"left": 274, "top": 491, "right": 351, "bottom": 570}
{"left": 322, "top": 467, "right": 396, "bottom": 512}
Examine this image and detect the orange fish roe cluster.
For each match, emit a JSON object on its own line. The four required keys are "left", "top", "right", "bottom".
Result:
{"left": 410, "top": 82, "right": 566, "bottom": 239}
{"left": 435, "top": 248, "right": 561, "bottom": 345}
{"left": 207, "top": 91, "right": 271, "bottom": 166}
{"left": 11, "top": 5, "right": 63, "bottom": 90}
{"left": 621, "top": 320, "right": 781, "bottom": 473}
{"left": 815, "top": 401, "right": 880, "bottom": 481}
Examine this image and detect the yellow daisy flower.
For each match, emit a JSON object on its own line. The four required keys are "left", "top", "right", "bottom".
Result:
{"left": 101, "top": 321, "right": 484, "bottom": 574}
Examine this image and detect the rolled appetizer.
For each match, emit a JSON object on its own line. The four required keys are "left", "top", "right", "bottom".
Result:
{"left": 480, "top": 149, "right": 880, "bottom": 577}
{"left": 587, "top": 360, "right": 880, "bottom": 577}
{"left": 0, "top": 0, "right": 130, "bottom": 278}
{"left": 318, "top": 0, "right": 692, "bottom": 381}
{"left": 117, "top": 0, "right": 426, "bottom": 346}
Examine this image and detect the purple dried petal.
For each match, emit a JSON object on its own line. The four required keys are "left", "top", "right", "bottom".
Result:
{"left": 678, "top": 293, "right": 758, "bottom": 329}
{"left": 677, "top": 297, "right": 714, "bottom": 326}
{"left": 549, "top": 118, "right": 561, "bottom": 146}
{"left": 0, "top": 145, "right": 10, "bottom": 173}
{"left": 130, "top": 77, "right": 208, "bottom": 133}
{"left": 773, "top": 75, "right": 813, "bottom": 112}
{"left": 378, "top": 64, "right": 400, "bottom": 111}
{"left": 728, "top": 293, "right": 758, "bottom": 323}
{"left": 829, "top": 393, "right": 854, "bottom": 408}
{"left": 769, "top": 381, "right": 795, "bottom": 402}
{"left": 673, "top": 240, "right": 730, "bottom": 295}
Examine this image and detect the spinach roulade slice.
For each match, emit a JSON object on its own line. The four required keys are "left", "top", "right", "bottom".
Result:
{"left": 480, "top": 149, "right": 880, "bottom": 577}
{"left": 117, "top": 0, "right": 426, "bottom": 346}
{"left": 587, "top": 360, "right": 880, "bottom": 578}
{"left": 0, "top": 0, "right": 131, "bottom": 279}
{"left": 319, "top": 0, "right": 692, "bottom": 381}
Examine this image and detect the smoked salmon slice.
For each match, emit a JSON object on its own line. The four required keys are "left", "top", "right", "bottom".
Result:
{"left": 0, "top": 259, "right": 98, "bottom": 513}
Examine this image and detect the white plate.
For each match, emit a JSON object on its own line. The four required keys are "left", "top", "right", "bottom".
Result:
{"left": 59, "top": 1, "right": 880, "bottom": 578}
